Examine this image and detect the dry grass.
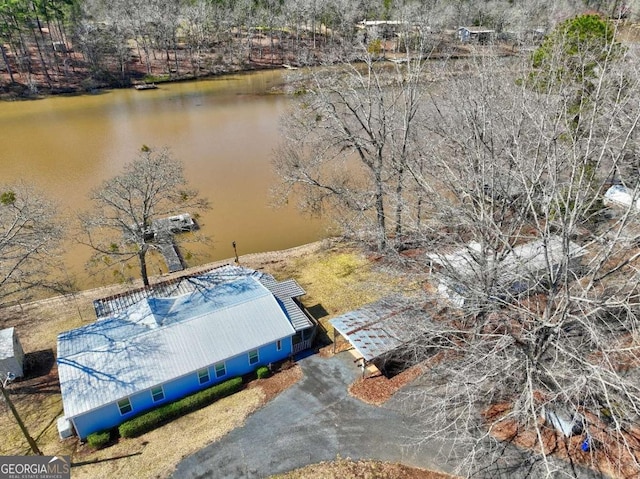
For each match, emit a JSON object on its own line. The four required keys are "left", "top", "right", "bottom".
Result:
{"left": 71, "top": 388, "right": 265, "bottom": 479}
{"left": 269, "top": 458, "right": 458, "bottom": 479}
{"left": 269, "top": 242, "right": 424, "bottom": 335}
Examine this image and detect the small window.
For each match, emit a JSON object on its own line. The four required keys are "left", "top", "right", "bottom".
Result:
{"left": 214, "top": 362, "right": 226, "bottom": 378}
{"left": 276, "top": 339, "right": 282, "bottom": 352}
{"left": 151, "top": 386, "right": 164, "bottom": 402}
{"left": 117, "top": 398, "right": 132, "bottom": 415}
{"left": 198, "top": 368, "right": 210, "bottom": 384}
{"left": 248, "top": 349, "right": 259, "bottom": 365}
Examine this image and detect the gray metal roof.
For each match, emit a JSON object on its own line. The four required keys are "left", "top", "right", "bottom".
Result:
{"left": 58, "top": 273, "right": 300, "bottom": 419}
{"left": 0, "top": 327, "right": 15, "bottom": 360}
{"left": 330, "top": 297, "right": 431, "bottom": 362}
{"left": 93, "top": 265, "right": 310, "bottom": 331}
{"left": 427, "top": 236, "right": 585, "bottom": 292}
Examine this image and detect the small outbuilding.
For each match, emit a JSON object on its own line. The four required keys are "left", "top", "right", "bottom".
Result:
{"left": 0, "top": 327, "right": 25, "bottom": 378}
{"left": 458, "top": 26, "right": 495, "bottom": 43}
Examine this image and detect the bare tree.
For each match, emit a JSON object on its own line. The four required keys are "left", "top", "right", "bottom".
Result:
{"left": 0, "top": 183, "right": 65, "bottom": 308}
{"left": 398, "top": 18, "right": 640, "bottom": 478}
{"left": 274, "top": 49, "right": 428, "bottom": 251}
{"left": 79, "top": 146, "right": 209, "bottom": 287}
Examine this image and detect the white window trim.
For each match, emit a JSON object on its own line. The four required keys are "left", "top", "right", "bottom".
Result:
{"left": 198, "top": 368, "right": 210, "bottom": 384}
{"left": 214, "top": 362, "right": 226, "bottom": 378}
{"left": 151, "top": 386, "right": 165, "bottom": 402}
{"left": 117, "top": 398, "right": 132, "bottom": 416}
{"left": 248, "top": 349, "right": 259, "bottom": 365}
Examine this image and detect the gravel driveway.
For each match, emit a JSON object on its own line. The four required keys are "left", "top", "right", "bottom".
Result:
{"left": 171, "top": 351, "right": 452, "bottom": 479}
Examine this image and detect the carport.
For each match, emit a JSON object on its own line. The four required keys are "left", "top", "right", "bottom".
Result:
{"left": 329, "top": 296, "right": 433, "bottom": 376}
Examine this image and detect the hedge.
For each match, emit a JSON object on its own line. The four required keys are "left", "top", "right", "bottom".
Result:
{"left": 119, "top": 377, "right": 243, "bottom": 438}
{"left": 87, "top": 430, "right": 111, "bottom": 449}
{"left": 256, "top": 366, "right": 271, "bottom": 379}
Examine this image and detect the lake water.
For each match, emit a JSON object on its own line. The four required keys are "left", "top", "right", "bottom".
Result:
{"left": 0, "top": 70, "right": 327, "bottom": 289}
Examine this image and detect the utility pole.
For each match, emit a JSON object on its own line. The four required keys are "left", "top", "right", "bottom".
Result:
{"left": 1, "top": 373, "right": 43, "bottom": 455}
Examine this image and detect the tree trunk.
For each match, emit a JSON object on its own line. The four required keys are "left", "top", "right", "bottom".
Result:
{"left": 395, "top": 165, "right": 404, "bottom": 240}
{"left": 139, "top": 246, "right": 150, "bottom": 287}
{"left": 374, "top": 164, "right": 386, "bottom": 251}
{"left": 0, "top": 44, "right": 14, "bottom": 83}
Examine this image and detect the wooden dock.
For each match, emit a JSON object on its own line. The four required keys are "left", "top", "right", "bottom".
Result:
{"left": 134, "top": 83, "right": 158, "bottom": 90}
{"left": 124, "top": 213, "right": 196, "bottom": 272}
{"left": 156, "top": 236, "right": 185, "bottom": 273}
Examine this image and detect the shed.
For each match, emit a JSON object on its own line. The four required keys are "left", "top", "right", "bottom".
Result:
{"left": 458, "top": 26, "right": 495, "bottom": 43}
{"left": 0, "top": 327, "right": 25, "bottom": 378}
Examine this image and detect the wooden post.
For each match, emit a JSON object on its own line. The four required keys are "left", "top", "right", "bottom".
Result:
{"left": 232, "top": 241, "right": 239, "bottom": 264}
{"left": 1, "top": 377, "right": 42, "bottom": 455}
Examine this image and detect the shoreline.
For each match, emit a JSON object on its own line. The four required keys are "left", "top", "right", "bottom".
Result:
{"left": 0, "top": 61, "right": 297, "bottom": 101}
{"left": 10, "top": 239, "right": 334, "bottom": 312}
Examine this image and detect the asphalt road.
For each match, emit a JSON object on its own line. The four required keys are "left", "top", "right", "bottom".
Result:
{"left": 171, "top": 351, "right": 452, "bottom": 479}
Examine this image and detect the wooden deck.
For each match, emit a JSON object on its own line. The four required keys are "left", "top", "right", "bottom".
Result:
{"left": 156, "top": 235, "right": 185, "bottom": 273}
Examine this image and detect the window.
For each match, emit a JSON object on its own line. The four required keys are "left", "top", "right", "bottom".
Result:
{"left": 151, "top": 386, "right": 164, "bottom": 402}
{"left": 198, "top": 368, "right": 210, "bottom": 384}
{"left": 117, "top": 398, "right": 132, "bottom": 415}
{"left": 276, "top": 340, "right": 282, "bottom": 352}
{"left": 214, "top": 362, "right": 226, "bottom": 378}
{"left": 248, "top": 349, "right": 259, "bottom": 365}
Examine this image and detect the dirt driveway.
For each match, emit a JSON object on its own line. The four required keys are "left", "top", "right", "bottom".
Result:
{"left": 170, "top": 351, "right": 452, "bottom": 478}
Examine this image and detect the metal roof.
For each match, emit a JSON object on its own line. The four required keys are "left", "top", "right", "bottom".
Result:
{"left": 92, "top": 265, "right": 310, "bottom": 331}
{"left": 427, "top": 236, "right": 585, "bottom": 292}
{"left": 330, "top": 297, "right": 431, "bottom": 362}
{"left": 58, "top": 275, "right": 297, "bottom": 418}
{"left": 0, "top": 327, "right": 15, "bottom": 360}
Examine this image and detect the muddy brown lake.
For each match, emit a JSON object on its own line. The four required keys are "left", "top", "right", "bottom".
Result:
{"left": 0, "top": 70, "right": 327, "bottom": 289}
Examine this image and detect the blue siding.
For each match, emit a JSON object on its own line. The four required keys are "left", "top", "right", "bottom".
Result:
{"left": 72, "top": 337, "right": 293, "bottom": 439}
{"left": 73, "top": 401, "right": 135, "bottom": 439}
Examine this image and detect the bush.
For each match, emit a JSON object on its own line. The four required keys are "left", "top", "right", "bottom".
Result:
{"left": 87, "top": 430, "right": 111, "bottom": 449}
{"left": 119, "top": 377, "right": 243, "bottom": 438}
{"left": 256, "top": 366, "right": 271, "bottom": 379}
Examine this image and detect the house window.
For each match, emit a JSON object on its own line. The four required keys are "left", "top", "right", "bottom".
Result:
{"left": 198, "top": 368, "right": 210, "bottom": 384}
{"left": 214, "top": 362, "right": 226, "bottom": 378}
{"left": 248, "top": 349, "right": 259, "bottom": 365}
{"left": 151, "top": 386, "right": 164, "bottom": 402}
{"left": 117, "top": 398, "right": 132, "bottom": 415}
{"left": 276, "top": 340, "right": 282, "bottom": 351}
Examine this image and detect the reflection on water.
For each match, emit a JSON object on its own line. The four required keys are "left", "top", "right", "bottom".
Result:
{"left": 0, "top": 71, "right": 327, "bottom": 289}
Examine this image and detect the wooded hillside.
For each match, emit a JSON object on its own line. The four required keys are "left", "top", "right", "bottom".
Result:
{"left": 0, "top": 0, "right": 634, "bottom": 95}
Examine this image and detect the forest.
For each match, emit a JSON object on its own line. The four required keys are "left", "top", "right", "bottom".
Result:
{"left": 0, "top": 0, "right": 633, "bottom": 95}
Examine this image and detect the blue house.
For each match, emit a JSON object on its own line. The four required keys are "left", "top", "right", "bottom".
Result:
{"left": 56, "top": 265, "right": 315, "bottom": 440}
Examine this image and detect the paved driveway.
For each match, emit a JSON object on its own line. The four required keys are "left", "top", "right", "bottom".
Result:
{"left": 171, "top": 351, "right": 451, "bottom": 479}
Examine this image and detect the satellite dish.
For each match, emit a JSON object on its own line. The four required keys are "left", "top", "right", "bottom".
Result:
{"left": 6, "top": 372, "right": 16, "bottom": 381}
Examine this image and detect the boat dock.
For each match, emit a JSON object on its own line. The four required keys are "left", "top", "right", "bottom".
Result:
{"left": 151, "top": 213, "right": 197, "bottom": 235}
{"left": 156, "top": 236, "right": 185, "bottom": 273}
{"left": 123, "top": 213, "right": 197, "bottom": 273}
{"left": 134, "top": 83, "right": 158, "bottom": 90}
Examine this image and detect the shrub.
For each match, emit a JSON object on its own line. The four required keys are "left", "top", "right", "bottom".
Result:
{"left": 87, "top": 430, "right": 111, "bottom": 449}
{"left": 256, "top": 366, "right": 271, "bottom": 379}
{"left": 119, "top": 377, "right": 243, "bottom": 438}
